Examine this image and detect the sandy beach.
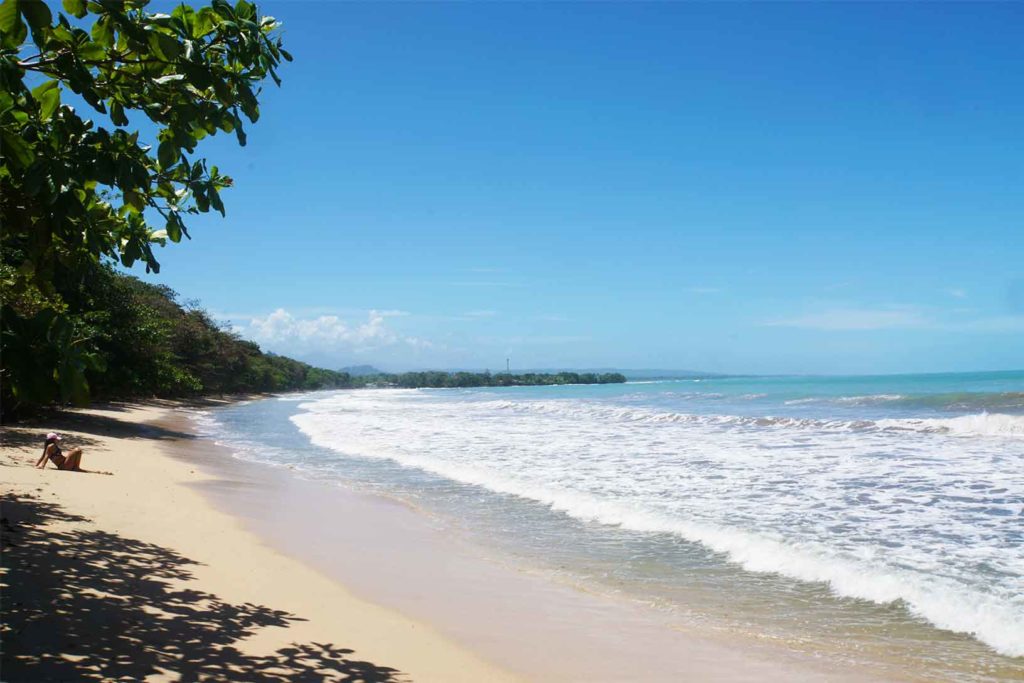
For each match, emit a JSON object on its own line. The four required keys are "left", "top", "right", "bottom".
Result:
{"left": 2, "top": 399, "right": 883, "bottom": 682}
{"left": 1, "top": 400, "right": 514, "bottom": 682}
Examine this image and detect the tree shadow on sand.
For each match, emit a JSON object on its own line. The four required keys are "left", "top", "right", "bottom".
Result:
{"left": 0, "top": 494, "right": 403, "bottom": 682}
{"left": 0, "top": 428, "right": 105, "bottom": 453}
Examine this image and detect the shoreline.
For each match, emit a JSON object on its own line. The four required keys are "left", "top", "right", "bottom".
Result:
{"left": 1, "top": 400, "right": 515, "bottom": 682}
{"left": 3, "top": 397, "right": 884, "bottom": 681}
{"left": 168, "top": 398, "right": 880, "bottom": 681}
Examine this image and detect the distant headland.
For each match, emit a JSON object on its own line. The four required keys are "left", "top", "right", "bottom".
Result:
{"left": 340, "top": 371, "right": 627, "bottom": 389}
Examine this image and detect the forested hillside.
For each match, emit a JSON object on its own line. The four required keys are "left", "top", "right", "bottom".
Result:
{"left": 1, "top": 258, "right": 348, "bottom": 418}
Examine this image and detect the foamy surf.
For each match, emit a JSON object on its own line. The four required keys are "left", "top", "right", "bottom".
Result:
{"left": 481, "top": 398, "right": 1024, "bottom": 438}
{"left": 285, "top": 382, "right": 1024, "bottom": 658}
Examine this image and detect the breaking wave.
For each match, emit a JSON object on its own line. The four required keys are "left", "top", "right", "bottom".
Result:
{"left": 481, "top": 399, "right": 1024, "bottom": 438}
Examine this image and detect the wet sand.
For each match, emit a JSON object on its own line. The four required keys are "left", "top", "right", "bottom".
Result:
{"left": 3, "top": 399, "right": 882, "bottom": 681}
{"left": 1, "top": 401, "right": 513, "bottom": 682}
{"left": 159, "top": 406, "right": 882, "bottom": 682}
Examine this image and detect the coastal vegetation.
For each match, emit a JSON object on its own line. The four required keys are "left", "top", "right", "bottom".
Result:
{"left": 346, "top": 371, "right": 627, "bottom": 389}
{"left": 2, "top": 258, "right": 351, "bottom": 418}
{"left": 0, "top": 0, "right": 317, "bottom": 418}
{"left": 0, "top": 0, "right": 624, "bottom": 420}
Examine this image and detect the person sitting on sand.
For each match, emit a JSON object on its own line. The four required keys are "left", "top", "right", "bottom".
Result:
{"left": 35, "top": 432, "right": 84, "bottom": 471}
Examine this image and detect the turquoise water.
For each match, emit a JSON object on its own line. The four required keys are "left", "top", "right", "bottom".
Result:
{"left": 189, "top": 370, "right": 1024, "bottom": 681}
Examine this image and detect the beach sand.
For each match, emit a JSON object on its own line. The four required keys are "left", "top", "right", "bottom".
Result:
{"left": 2, "top": 400, "right": 879, "bottom": 681}
{"left": 1, "top": 400, "right": 513, "bottom": 682}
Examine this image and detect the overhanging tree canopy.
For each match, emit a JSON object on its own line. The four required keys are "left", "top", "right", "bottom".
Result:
{"left": 0, "top": 0, "right": 289, "bottom": 410}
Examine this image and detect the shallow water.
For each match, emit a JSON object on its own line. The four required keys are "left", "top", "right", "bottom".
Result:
{"left": 189, "top": 370, "right": 1024, "bottom": 681}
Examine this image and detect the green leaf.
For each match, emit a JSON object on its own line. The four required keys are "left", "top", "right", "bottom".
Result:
{"left": 194, "top": 186, "right": 209, "bottom": 212}
{"left": 1, "top": 130, "right": 35, "bottom": 168}
{"left": 32, "top": 80, "right": 60, "bottom": 121}
{"left": 208, "top": 186, "right": 225, "bottom": 216}
{"left": 165, "top": 214, "right": 182, "bottom": 242}
{"left": 109, "top": 100, "right": 128, "bottom": 126}
{"left": 75, "top": 40, "right": 103, "bottom": 60}
{"left": 123, "top": 189, "right": 145, "bottom": 213}
{"left": 121, "top": 238, "right": 140, "bottom": 266}
{"left": 234, "top": 0, "right": 254, "bottom": 20}
{"left": 194, "top": 6, "right": 217, "bottom": 38}
{"left": 19, "top": 0, "right": 50, "bottom": 33}
{"left": 0, "top": 0, "right": 26, "bottom": 50}
{"left": 150, "top": 30, "right": 182, "bottom": 60}
{"left": 171, "top": 3, "right": 194, "bottom": 37}
{"left": 91, "top": 14, "right": 113, "bottom": 47}
{"left": 157, "top": 140, "right": 179, "bottom": 170}
{"left": 62, "top": 0, "right": 86, "bottom": 18}
{"left": 0, "top": 0, "right": 17, "bottom": 32}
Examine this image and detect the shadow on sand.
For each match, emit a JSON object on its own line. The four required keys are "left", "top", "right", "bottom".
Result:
{"left": 1, "top": 412, "right": 194, "bottom": 453}
{"left": 0, "top": 494, "right": 403, "bottom": 682}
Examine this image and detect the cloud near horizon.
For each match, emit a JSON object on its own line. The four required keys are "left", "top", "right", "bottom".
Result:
{"left": 242, "top": 308, "right": 431, "bottom": 354}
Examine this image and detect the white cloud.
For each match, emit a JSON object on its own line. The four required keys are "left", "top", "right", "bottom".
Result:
{"left": 947, "top": 288, "right": 968, "bottom": 299}
{"left": 216, "top": 306, "right": 409, "bottom": 321}
{"left": 763, "top": 307, "right": 928, "bottom": 331}
{"left": 243, "top": 308, "right": 428, "bottom": 352}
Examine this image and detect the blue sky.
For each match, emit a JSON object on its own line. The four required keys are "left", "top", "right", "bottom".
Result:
{"left": 136, "top": 1, "right": 1022, "bottom": 374}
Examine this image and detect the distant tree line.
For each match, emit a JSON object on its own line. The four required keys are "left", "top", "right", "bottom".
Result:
{"left": 342, "top": 371, "right": 627, "bottom": 389}
{"left": 0, "top": 250, "right": 624, "bottom": 420}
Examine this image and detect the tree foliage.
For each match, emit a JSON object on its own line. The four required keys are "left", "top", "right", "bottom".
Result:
{"left": 0, "top": 0, "right": 290, "bottom": 415}
{"left": 81, "top": 265, "right": 350, "bottom": 399}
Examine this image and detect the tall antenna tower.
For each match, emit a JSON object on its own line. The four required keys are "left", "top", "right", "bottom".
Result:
{"left": 506, "top": 358, "right": 510, "bottom": 373}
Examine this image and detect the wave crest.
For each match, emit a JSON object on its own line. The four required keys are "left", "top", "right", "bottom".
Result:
{"left": 484, "top": 400, "right": 1024, "bottom": 438}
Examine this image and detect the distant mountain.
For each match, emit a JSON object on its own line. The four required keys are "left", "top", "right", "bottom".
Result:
{"left": 339, "top": 364, "right": 383, "bottom": 377}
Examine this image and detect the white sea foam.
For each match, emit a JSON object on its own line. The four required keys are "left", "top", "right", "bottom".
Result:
{"left": 286, "top": 390, "right": 1024, "bottom": 657}
{"left": 478, "top": 398, "right": 1024, "bottom": 438}
{"left": 785, "top": 394, "right": 906, "bottom": 406}
{"left": 834, "top": 393, "right": 906, "bottom": 404}
{"left": 878, "top": 412, "right": 1024, "bottom": 438}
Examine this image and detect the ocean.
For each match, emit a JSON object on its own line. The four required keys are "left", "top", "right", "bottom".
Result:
{"left": 188, "top": 370, "right": 1024, "bottom": 681}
